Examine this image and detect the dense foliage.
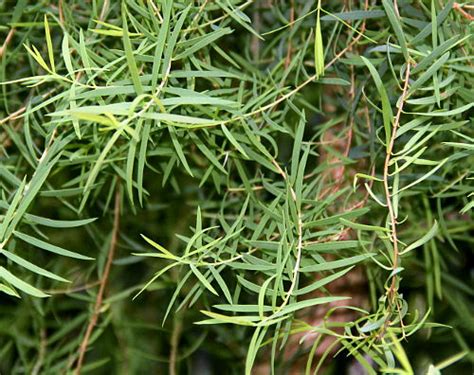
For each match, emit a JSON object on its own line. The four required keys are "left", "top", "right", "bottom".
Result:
{"left": 0, "top": 0, "right": 473, "bottom": 373}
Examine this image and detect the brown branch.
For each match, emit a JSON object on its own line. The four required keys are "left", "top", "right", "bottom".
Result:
{"left": 74, "top": 185, "right": 121, "bottom": 375}
{"left": 58, "top": 0, "right": 64, "bottom": 25}
{"left": 0, "top": 28, "right": 15, "bottom": 58}
{"left": 384, "top": 63, "right": 411, "bottom": 303}
{"left": 251, "top": 3, "right": 261, "bottom": 62}
{"left": 169, "top": 314, "right": 183, "bottom": 375}
{"left": 284, "top": 0, "right": 295, "bottom": 70}
{"left": 454, "top": 2, "right": 474, "bottom": 21}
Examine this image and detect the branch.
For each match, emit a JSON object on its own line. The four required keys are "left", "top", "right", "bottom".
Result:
{"left": 454, "top": 2, "right": 474, "bottom": 21}
{"left": 284, "top": 0, "right": 295, "bottom": 70}
{"left": 75, "top": 185, "right": 121, "bottom": 374}
{"left": 384, "top": 63, "right": 411, "bottom": 303}
{"left": 0, "top": 28, "right": 15, "bottom": 58}
{"left": 169, "top": 314, "right": 183, "bottom": 375}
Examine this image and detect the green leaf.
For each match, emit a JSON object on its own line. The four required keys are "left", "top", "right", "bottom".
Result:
{"left": 295, "top": 266, "right": 355, "bottom": 296}
{"left": 161, "top": 5, "right": 190, "bottom": 79}
{"left": 304, "top": 207, "right": 370, "bottom": 228}
{"left": 122, "top": 2, "right": 144, "bottom": 95}
{"left": 0, "top": 250, "right": 69, "bottom": 282}
{"left": 209, "top": 266, "right": 233, "bottom": 304}
{"left": 314, "top": 0, "right": 325, "bottom": 78}
{"left": 340, "top": 218, "right": 390, "bottom": 232}
{"left": 169, "top": 127, "right": 194, "bottom": 177}
{"left": 215, "top": 0, "right": 261, "bottom": 41}
{"left": 412, "top": 35, "right": 467, "bottom": 75}
{"left": 175, "top": 27, "right": 233, "bottom": 61}
{"left": 197, "top": 310, "right": 258, "bottom": 326}
{"left": 13, "top": 231, "right": 93, "bottom": 260}
{"left": 0, "top": 179, "right": 26, "bottom": 242}
{"left": 408, "top": 53, "right": 450, "bottom": 96}
{"left": 361, "top": 56, "right": 393, "bottom": 149}
{"left": 0, "top": 266, "right": 49, "bottom": 298}
{"left": 221, "top": 124, "right": 249, "bottom": 158}
{"left": 189, "top": 264, "right": 219, "bottom": 296}
{"left": 5, "top": 150, "right": 63, "bottom": 240}
{"left": 300, "top": 253, "right": 374, "bottom": 272}
{"left": 321, "top": 10, "right": 385, "bottom": 21}
{"left": 408, "top": 103, "right": 473, "bottom": 117}
{"left": 25, "top": 214, "right": 97, "bottom": 228}
{"left": 150, "top": 0, "right": 171, "bottom": 91}
{"left": 44, "top": 15, "right": 55, "bottom": 73}
{"left": 272, "top": 296, "right": 350, "bottom": 319}
{"left": 433, "top": 351, "right": 468, "bottom": 371}
{"left": 258, "top": 275, "right": 276, "bottom": 319}
{"left": 382, "top": 0, "right": 409, "bottom": 61}
{"left": 305, "top": 240, "right": 367, "bottom": 252}
{"left": 400, "top": 221, "right": 439, "bottom": 255}
{"left": 140, "top": 234, "right": 175, "bottom": 259}
{"left": 0, "top": 282, "right": 20, "bottom": 297}
{"left": 412, "top": 0, "right": 454, "bottom": 45}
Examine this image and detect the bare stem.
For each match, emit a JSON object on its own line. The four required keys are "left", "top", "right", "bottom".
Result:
{"left": 169, "top": 314, "right": 183, "bottom": 375}
{"left": 0, "top": 28, "right": 15, "bottom": 58}
{"left": 75, "top": 185, "right": 121, "bottom": 374}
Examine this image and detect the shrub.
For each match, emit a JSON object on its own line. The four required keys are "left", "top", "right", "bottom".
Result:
{"left": 0, "top": 0, "right": 472, "bottom": 373}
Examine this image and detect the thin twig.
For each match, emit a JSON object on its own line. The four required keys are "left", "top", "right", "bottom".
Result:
{"left": 284, "top": 0, "right": 295, "bottom": 70}
{"left": 169, "top": 314, "right": 183, "bottom": 375}
{"left": 325, "top": 0, "right": 368, "bottom": 69}
{"left": 0, "top": 88, "right": 57, "bottom": 127}
{"left": 454, "top": 2, "right": 474, "bottom": 21}
{"left": 393, "top": 0, "right": 400, "bottom": 18}
{"left": 58, "top": 0, "right": 64, "bottom": 25}
{"left": 384, "top": 63, "right": 411, "bottom": 303}
{"left": 99, "top": 0, "right": 110, "bottom": 22}
{"left": 32, "top": 329, "right": 47, "bottom": 375}
{"left": 251, "top": 2, "right": 261, "bottom": 62}
{"left": 44, "top": 280, "right": 101, "bottom": 295}
{"left": 75, "top": 185, "right": 121, "bottom": 375}
{"left": 0, "top": 28, "right": 15, "bottom": 58}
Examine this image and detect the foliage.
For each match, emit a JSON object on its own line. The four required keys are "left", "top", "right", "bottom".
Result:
{"left": 0, "top": 0, "right": 473, "bottom": 373}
